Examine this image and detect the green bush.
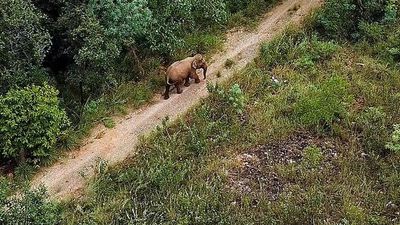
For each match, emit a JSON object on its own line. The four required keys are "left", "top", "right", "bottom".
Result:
{"left": 226, "top": 0, "right": 277, "bottom": 17}
{"left": 0, "top": 178, "right": 60, "bottom": 225}
{"left": 66, "top": 0, "right": 153, "bottom": 98}
{"left": 386, "top": 124, "right": 400, "bottom": 153}
{"left": 314, "top": 0, "right": 396, "bottom": 40}
{"left": 314, "top": 0, "right": 357, "bottom": 40}
{"left": 357, "top": 107, "right": 389, "bottom": 155}
{"left": 260, "top": 31, "right": 338, "bottom": 70}
{"left": 358, "top": 21, "right": 385, "bottom": 42}
{"left": 0, "top": 84, "right": 69, "bottom": 163}
{"left": 208, "top": 83, "right": 246, "bottom": 114}
{"left": 295, "top": 76, "right": 349, "bottom": 129}
{"left": 383, "top": 0, "right": 399, "bottom": 23}
{"left": 178, "top": 33, "right": 223, "bottom": 58}
{"left": 294, "top": 36, "right": 338, "bottom": 69}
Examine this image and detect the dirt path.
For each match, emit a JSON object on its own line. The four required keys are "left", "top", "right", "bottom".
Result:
{"left": 32, "top": 0, "right": 322, "bottom": 200}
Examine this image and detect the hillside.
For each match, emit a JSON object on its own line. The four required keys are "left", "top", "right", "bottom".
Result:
{"left": 1, "top": 0, "right": 400, "bottom": 224}
{"left": 60, "top": 0, "right": 400, "bottom": 224}
{"left": 32, "top": 0, "right": 321, "bottom": 200}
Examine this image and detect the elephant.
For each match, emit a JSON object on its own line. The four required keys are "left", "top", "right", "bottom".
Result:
{"left": 163, "top": 54, "right": 208, "bottom": 99}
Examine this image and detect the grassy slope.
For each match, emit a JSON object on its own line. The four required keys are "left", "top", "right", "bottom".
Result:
{"left": 61, "top": 7, "right": 400, "bottom": 225}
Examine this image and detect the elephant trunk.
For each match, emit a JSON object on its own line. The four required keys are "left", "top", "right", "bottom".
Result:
{"left": 202, "top": 63, "right": 208, "bottom": 80}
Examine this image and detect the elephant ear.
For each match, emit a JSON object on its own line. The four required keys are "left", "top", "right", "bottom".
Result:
{"left": 192, "top": 60, "right": 198, "bottom": 69}
{"left": 192, "top": 54, "right": 203, "bottom": 69}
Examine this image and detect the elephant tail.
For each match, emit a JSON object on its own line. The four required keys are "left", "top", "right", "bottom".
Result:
{"left": 166, "top": 76, "right": 173, "bottom": 86}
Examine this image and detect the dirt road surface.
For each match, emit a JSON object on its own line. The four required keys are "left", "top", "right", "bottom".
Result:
{"left": 32, "top": 0, "right": 322, "bottom": 200}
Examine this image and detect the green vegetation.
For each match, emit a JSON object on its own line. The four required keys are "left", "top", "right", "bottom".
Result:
{"left": 0, "top": 1, "right": 281, "bottom": 224}
{"left": 224, "top": 59, "right": 235, "bottom": 68}
{"left": 0, "top": 84, "right": 69, "bottom": 164}
{"left": 0, "top": 178, "right": 60, "bottom": 224}
{"left": 0, "top": 0, "right": 278, "bottom": 169}
{"left": 58, "top": 1, "right": 400, "bottom": 224}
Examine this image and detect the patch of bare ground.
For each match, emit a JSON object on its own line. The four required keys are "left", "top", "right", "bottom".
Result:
{"left": 228, "top": 131, "right": 344, "bottom": 201}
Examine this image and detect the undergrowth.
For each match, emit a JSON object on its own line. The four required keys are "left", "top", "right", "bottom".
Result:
{"left": 60, "top": 2, "right": 400, "bottom": 223}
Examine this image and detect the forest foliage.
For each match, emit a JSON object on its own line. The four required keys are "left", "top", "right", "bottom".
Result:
{"left": 0, "top": 0, "right": 277, "bottom": 165}
{"left": 1, "top": 0, "right": 400, "bottom": 224}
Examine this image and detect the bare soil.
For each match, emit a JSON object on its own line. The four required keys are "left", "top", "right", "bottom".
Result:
{"left": 32, "top": 0, "right": 322, "bottom": 200}
{"left": 229, "top": 131, "right": 342, "bottom": 201}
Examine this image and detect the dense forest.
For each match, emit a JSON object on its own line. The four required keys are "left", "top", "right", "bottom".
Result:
{"left": 0, "top": 0, "right": 277, "bottom": 166}
{"left": 1, "top": 0, "right": 400, "bottom": 224}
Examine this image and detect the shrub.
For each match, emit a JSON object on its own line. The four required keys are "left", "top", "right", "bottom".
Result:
{"left": 224, "top": 59, "right": 235, "bottom": 68}
{"left": 66, "top": 0, "right": 153, "bottom": 98}
{"left": 261, "top": 31, "right": 338, "bottom": 70}
{"left": 385, "top": 124, "right": 400, "bottom": 153}
{"left": 226, "top": 0, "right": 277, "bottom": 17}
{"left": 358, "top": 21, "right": 385, "bottom": 42}
{"left": 314, "top": 0, "right": 357, "bottom": 40}
{"left": 357, "top": 107, "right": 389, "bottom": 155}
{"left": 294, "top": 36, "right": 338, "bottom": 69}
{"left": 383, "top": 0, "right": 398, "bottom": 24}
{"left": 192, "top": 0, "right": 228, "bottom": 27}
{"left": 0, "top": 84, "right": 69, "bottom": 163}
{"left": 181, "top": 33, "right": 223, "bottom": 57}
{"left": 295, "top": 76, "right": 349, "bottom": 129}
{"left": 208, "top": 83, "right": 246, "bottom": 114}
{"left": 260, "top": 28, "right": 305, "bottom": 68}
{"left": 0, "top": 178, "right": 60, "bottom": 225}
{"left": 314, "top": 0, "right": 394, "bottom": 40}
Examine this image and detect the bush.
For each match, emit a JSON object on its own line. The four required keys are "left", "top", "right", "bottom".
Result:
{"left": 260, "top": 30, "right": 338, "bottom": 70}
{"left": 358, "top": 21, "right": 385, "bottom": 42}
{"left": 182, "top": 33, "right": 223, "bottom": 57}
{"left": 383, "top": 0, "right": 398, "bottom": 23}
{"left": 314, "top": 0, "right": 357, "bottom": 40}
{"left": 260, "top": 28, "right": 305, "bottom": 68}
{"left": 226, "top": 0, "right": 277, "bottom": 17}
{"left": 385, "top": 124, "right": 400, "bottom": 153}
{"left": 357, "top": 107, "right": 389, "bottom": 155}
{"left": 0, "top": 84, "right": 69, "bottom": 163}
{"left": 314, "top": 0, "right": 395, "bottom": 40}
{"left": 294, "top": 36, "right": 338, "bottom": 69}
{"left": 208, "top": 83, "right": 246, "bottom": 114}
{"left": 295, "top": 76, "right": 349, "bottom": 129}
{"left": 66, "top": 0, "right": 153, "bottom": 98}
{"left": 0, "top": 178, "right": 60, "bottom": 225}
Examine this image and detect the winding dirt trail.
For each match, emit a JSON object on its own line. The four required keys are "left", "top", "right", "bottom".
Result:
{"left": 32, "top": 0, "right": 322, "bottom": 200}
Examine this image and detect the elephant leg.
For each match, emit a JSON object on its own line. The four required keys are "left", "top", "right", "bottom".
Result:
{"left": 176, "top": 81, "right": 183, "bottom": 94}
{"left": 184, "top": 76, "right": 190, "bottom": 87}
{"left": 164, "top": 84, "right": 171, "bottom": 100}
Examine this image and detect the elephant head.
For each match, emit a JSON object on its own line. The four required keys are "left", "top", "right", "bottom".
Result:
{"left": 191, "top": 54, "right": 208, "bottom": 80}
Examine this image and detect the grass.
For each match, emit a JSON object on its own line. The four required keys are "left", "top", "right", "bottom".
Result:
{"left": 224, "top": 59, "right": 235, "bottom": 68}
{"left": 59, "top": 13, "right": 400, "bottom": 224}
{"left": 59, "top": 80, "right": 157, "bottom": 151}
{"left": 227, "top": 0, "right": 280, "bottom": 30}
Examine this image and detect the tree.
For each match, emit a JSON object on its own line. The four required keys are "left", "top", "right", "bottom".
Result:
{"left": 0, "top": 0, "right": 51, "bottom": 94}
{"left": 63, "top": 0, "right": 154, "bottom": 102}
{"left": 0, "top": 84, "right": 69, "bottom": 163}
